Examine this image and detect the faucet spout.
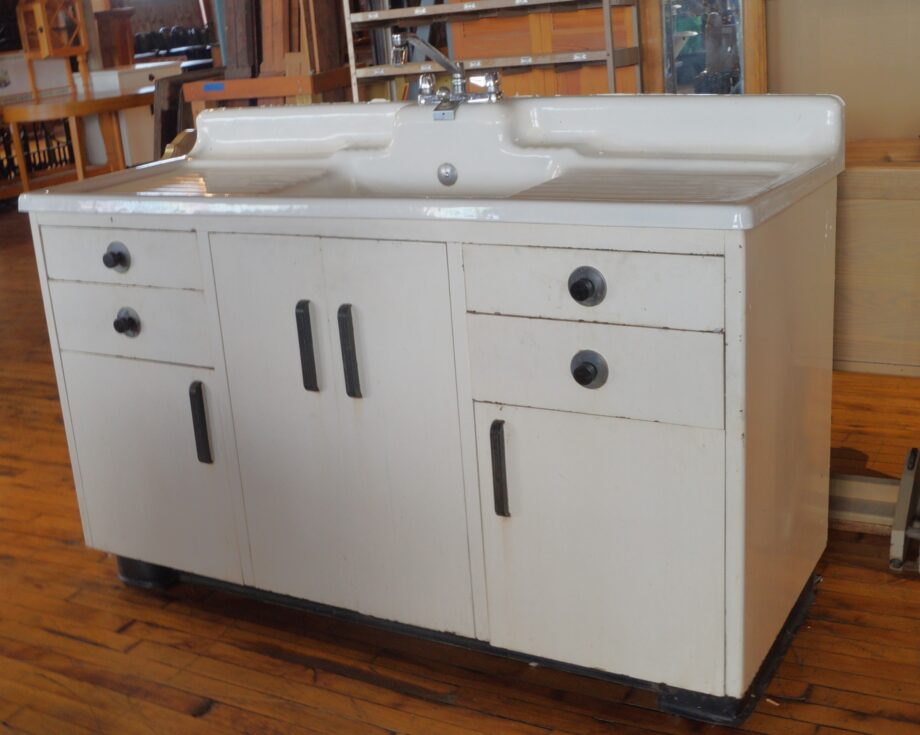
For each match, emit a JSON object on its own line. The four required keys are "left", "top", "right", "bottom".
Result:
{"left": 391, "top": 32, "right": 465, "bottom": 77}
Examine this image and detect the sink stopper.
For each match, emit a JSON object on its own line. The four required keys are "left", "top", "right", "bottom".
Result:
{"left": 437, "top": 163, "right": 458, "bottom": 187}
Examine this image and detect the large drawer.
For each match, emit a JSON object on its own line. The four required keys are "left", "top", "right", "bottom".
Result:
{"left": 468, "top": 314, "right": 724, "bottom": 429}
{"left": 463, "top": 244, "right": 723, "bottom": 332}
{"left": 50, "top": 281, "right": 213, "bottom": 367}
{"left": 42, "top": 226, "right": 202, "bottom": 289}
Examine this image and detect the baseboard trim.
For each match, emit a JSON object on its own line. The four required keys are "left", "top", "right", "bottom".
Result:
{"left": 830, "top": 473, "right": 898, "bottom": 527}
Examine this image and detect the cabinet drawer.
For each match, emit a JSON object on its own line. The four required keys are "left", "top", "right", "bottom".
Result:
{"left": 118, "top": 63, "right": 180, "bottom": 91}
{"left": 50, "top": 281, "right": 213, "bottom": 367}
{"left": 468, "top": 314, "right": 723, "bottom": 429}
{"left": 41, "top": 226, "right": 201, "bottom": 289}
{"left": 463, "top": 244, "right": 723, "bottom": 332}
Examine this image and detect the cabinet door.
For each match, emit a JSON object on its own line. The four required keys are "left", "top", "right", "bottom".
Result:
{"left": 62, "top": 352, "right": 245, "bottom": 583}
{"left": 475, "top": 403, "right": 725, "bottom": 695}
{"left": 212, "top": 235, "right": 475, "bottom": 636}
{"left": 211, "top": 235, "right": 351, "bottom": 609}
{"left": 322, "top": 238, "right": 473, "bottom": 635}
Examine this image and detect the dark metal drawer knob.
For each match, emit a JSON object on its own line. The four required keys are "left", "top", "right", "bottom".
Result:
{"left": 113, "top": 307, "right": 140, "bottom": 337}
{"left": 568, "top": 266, "right": 606, "bottom": 306}
{"left": 103, "top": 241, "right": 131, "bottom": 271}
{"left": 571, "top": 349, "right": 608, "bottom": 389}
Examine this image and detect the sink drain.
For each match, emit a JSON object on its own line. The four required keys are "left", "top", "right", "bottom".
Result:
{"left": 437, "top": 163, "right": 458, "bottom": 187}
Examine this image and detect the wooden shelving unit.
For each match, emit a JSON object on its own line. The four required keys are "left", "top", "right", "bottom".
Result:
{"left": 342, "top": 0, "right": 642, "bottom": 99}
{"left": 350, "top": 0, "right": 627, "bottom": 27}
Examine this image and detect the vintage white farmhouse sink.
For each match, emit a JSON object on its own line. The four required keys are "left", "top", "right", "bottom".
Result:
{"left": 25, "top": 95, "right": 843, "bottom": 228}
{"left": 21, "top": 94, "right": 844, "bottom": 726}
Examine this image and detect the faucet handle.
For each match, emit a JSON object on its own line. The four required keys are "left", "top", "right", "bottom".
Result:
{"left": 484, "top": 71, "right": 502, "bottom": 98}
{"left": 390, "top": 33, "right": 409, "bottom": 66}
{"left": 419, "top": 73, "right": 436, "bottom": 95}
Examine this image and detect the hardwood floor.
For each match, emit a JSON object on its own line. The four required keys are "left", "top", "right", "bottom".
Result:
{"left": 2, "top": 206, "right": 920, "bottom": 734}
{"left": 831, "top": 371, "right": 920, "bottom": 480}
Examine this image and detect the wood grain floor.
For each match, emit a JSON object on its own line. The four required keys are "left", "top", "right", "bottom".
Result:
{"left": 831, "top": 371, "right": 920, "bottom": 480}
{"left": 2, "top": 206, "right": 920, "bottom": 734}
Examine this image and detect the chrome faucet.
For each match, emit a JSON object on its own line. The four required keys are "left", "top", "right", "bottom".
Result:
{"left": 390, "top": 32, "right": 502, "bottom": 120}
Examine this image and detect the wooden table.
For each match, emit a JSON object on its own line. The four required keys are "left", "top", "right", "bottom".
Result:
{"left": 1, "top": 88, "right": 155, "bottom": 192}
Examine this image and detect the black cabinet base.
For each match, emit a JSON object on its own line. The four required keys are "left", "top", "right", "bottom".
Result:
{"left": 657, "top": 572, "right": 819, "bottom": 725}
{"left": 117, "top": 558, "right": 818, "bottom": 726}
{"left": 116, "top": 556, "right": 180, "bottom": 590}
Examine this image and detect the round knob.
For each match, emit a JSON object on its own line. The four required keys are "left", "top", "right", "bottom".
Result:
{"left": 113, "top": 307, "right": 141, "bottom": 337}
{"left": 570, "top": 350, "right": 608, "bottom": 390}
{"left": 102, "top": 250, "right": 126, "bottom": 269}
{"left": 113, "top": 315, "right": 138, "bottom": 333}
{"left": 567, "top": 266, "right": 606, "bottom": 306}
{"left": 569, "top": 277, "right": 595, "bottom": 303}
{"left": 103, "top": 242, "right": 130, "bottom": 272}
{"left": 572, "top": 361, "right": 597, "bottom": 386}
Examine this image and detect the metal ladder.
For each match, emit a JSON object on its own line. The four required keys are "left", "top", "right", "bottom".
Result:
{"left": 889, "top": 447, "right": 920, "bottom": 572}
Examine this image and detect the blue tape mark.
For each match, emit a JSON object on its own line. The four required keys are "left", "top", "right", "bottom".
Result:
{"left": 202, "top": 82, "right": 225, "bottom": 92}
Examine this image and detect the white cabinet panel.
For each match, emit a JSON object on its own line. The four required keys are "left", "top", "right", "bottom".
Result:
{"left": 212, "top": 234, "right": 475, "bottom": 636}
{"left": 211, "top": 234, "right": 349, "bottom": 608}
{"left": 322, "top": 238, "right": 474, "bottom": 634}
{"left": 62, "top": 352, "right": 245, "bottom": 582}
{"left": 474, "top": 403, "right": 725, "bottom": 694}
{"left": 467, "top": 313, "right": 724, "bottom": 429}
{"left": 463, "top": 245, "right": 724, "bottom": 332}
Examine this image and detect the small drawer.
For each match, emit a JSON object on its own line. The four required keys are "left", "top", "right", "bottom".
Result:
{"left": 463, "top": 244, "right": 723, "bottom": 332}
{"left": 41, "top": 227, "right": 202, "bottom": 289}
{"left": 118, "top": 64, "right": 179, "bottom": 90}
{"left": 468, "top": 314, "right": 723, "bottom": 429}
{"left": 50, "top": 281, "right": 213, "bottom": 367}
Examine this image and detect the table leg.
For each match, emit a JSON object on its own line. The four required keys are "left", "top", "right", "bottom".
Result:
{"left": 65, "top": 58, "right": 78, "bottom": 98}
{"left": 9, "top": 122, "right": 30, "bottom": 193}
{"left": 101, "top": 111, "right": 126, "bottom": 172}
{"left": 68, "top": 116, "right": 88, "bottom": 180}
{"left": 77, "top": 54, "right": 92, "bottom": 97}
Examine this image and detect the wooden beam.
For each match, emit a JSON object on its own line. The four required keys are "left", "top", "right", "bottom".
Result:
{"left": 637, "top": 0, "right": 664, "bottom": 93}
{"left": 742, "top": 0, "right": 767, "bottom": 93}
{"left": 222, "top": 0, "right": 260, "bottom": 78}
{"left": 181, "top": 68, "right": 352, "bottom": 105}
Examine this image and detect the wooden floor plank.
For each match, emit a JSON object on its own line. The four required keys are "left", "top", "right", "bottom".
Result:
{"left": 831, "top": 370, "right": 920, "bottom": 479}
{"left": 4, "top": 206, "right": 920, "bottom": 734}
{"left": 4, "top": 708, "right": 96, "bottom": 735}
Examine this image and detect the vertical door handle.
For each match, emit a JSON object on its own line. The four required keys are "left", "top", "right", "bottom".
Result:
{"left": 295, "top": 300, "right": 319, "bottom": 392}
{"left": 490, "top": 420, "right": 510, "bottom": 517}
{"left": 337, "top": 304, "right": 362, "bottom": 398}
{"left": 189, "top": 381, "right": 213, "bottom": 464}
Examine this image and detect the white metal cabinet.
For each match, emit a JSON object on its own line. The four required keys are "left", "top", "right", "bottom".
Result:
{"left": 61, "top": 351, "right": 245, "bottom": 583}
{"left": 474, "top": 402, "right": 726, "bottom": 694}
{"left": 212, "top": 234, "right": 475, "bottom": 636}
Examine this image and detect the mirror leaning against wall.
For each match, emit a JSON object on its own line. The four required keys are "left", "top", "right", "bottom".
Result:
{"left": 662, "top": 0, "right": 744, "bottom": 93}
